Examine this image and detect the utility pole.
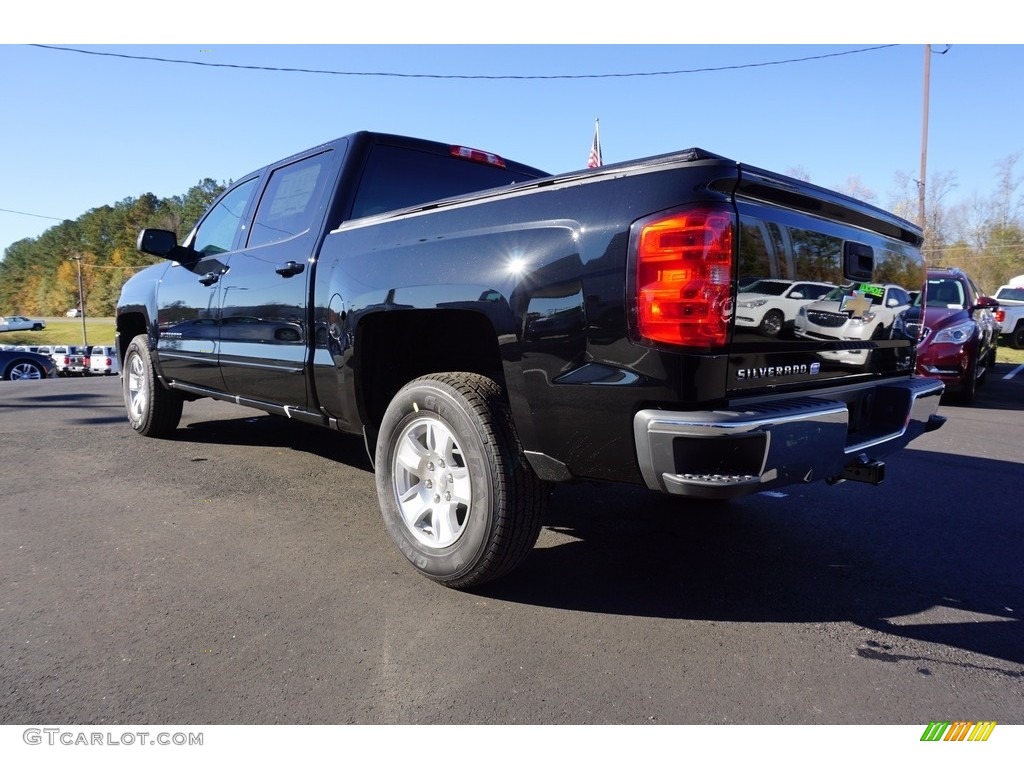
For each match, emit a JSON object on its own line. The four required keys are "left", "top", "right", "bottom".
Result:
{"left": 918, "top": 44, "right": 931, "bottom": 231}
{"left": 919, "top": 45, "right": 950, "bottom": 237}
{"left": 69, "top": 254, "right": 88, "bottom": 347}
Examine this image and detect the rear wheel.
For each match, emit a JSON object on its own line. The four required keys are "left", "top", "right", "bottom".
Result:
{"left": 375, "top": 372, "right": 546, "bottom": 589}
{"left": 122, "top": 334, "right": 183, "bottom": 437}
{"left": 1012, "top": 323, "right": 1024, "bottom": 350}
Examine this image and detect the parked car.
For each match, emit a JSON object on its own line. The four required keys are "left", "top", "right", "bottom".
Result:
{"left": 48, "top": 345, "right": 70, "bottom": 376}
{"left": 0, "top": 315, "right": 46, "bottom": 332}
{"left": 992, "top": 283, "right": 1024, "bottom": 349}
{"left": 65, "top": 347, "right": 91, "bottom": 376}
{"left": 793, "top": 282, "right": 914, "bottom": 365}
{"left": 735, "top": 279, "right": 834, "bottom": 337}
{"left": 48, "top": 345, "right": 88, "bottom": 377}
{"left": 902, "top": 268, "right": 1000, "bottom": 404}
{"left": 89, "top": 345, "right": 120, "bottom": 375}
{"left": 66, "top": 308, "right": 83, "bottom": 318}
{"left": 116, "top": 129, "right": 945, "bottom": 589}
{"left": 0, "top": 349, "right": 55, "bottom": 380}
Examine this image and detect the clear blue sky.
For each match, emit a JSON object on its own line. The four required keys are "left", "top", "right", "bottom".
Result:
{"left": 2, "top": 8, "right": 1022, "bottom": 258}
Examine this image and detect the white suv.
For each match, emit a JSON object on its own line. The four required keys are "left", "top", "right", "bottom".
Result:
{"left": 794, "top": 282, "right": 913, "bottom": 365}
{"left": 735, "top": 279, "right": 834, "bottom": 337}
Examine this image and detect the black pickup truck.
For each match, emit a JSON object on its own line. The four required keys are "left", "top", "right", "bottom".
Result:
{"left": 117, "top": 131, "right": 945, "bottom": 588}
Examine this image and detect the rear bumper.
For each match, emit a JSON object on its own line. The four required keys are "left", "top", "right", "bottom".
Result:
{"left": 633, "top": 377, "right": 945, "bottom": 499}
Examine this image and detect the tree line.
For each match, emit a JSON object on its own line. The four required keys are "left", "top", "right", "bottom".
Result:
{"left": 0, "top": 179, "right": 226, "bottom": 318}
{"left": 2, "top": 156, "right": 1023, "bottom": 320}
{"left": 809, "top": 153, "right": 1024, "bottom": 293}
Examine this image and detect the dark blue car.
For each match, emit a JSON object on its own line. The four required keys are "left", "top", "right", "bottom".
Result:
{"left": 0, "top": 349, "right": 56, "bottom": 381}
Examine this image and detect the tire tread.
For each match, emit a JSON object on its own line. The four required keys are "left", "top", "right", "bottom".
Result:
{"left": 124, "top": 334, "right": 184, "bottom": 437}
{"left": 382, "top": 372, "right": 546, "bottom": 589}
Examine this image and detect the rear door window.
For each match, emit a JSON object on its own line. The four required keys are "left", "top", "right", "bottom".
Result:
{"left": 351, "top": 145, "right": 538, "bottom": 219}
{"left": 247, "top": 153, "right": 332, "bottom": 248}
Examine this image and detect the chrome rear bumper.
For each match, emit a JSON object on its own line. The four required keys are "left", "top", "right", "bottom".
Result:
{"left": 633, "top": 377, "right": 945, "bottom": 499}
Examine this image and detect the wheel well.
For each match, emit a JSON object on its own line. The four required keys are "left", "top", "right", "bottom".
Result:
{"left": 116, "top": 313, "right": 148, "bottom": 362}
{"left": 356, "top": 309, "right": 506, "bottom": 433}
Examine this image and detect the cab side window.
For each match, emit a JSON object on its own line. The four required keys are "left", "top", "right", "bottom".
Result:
{"left": 248, "top": 153, "right": 331, "bottom": 249}
{"left": 193, "top": 178, "right": 259, "bottom": 256}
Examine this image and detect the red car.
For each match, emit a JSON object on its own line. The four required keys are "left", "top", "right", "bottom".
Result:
{"left": 906, "top": 268, "right": 999, "bottom": 404}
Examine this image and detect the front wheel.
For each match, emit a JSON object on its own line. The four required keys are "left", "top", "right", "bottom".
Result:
{"left": 375, "top": 372, "right": 546, "bottom": 589}
{"left": 954, "top": 355, "right": 978, "bottom": 405}
{"left": 758, "top": 309, "right": 784, "bottom": 338}
{"left": 978, "top": 345, "right": 994, "bottom": 386}
{"left": 122, "top": 334, "right": 183, "bottom": 437}
{"left": 5, "top": 361, "right": 45, "bottom": 380}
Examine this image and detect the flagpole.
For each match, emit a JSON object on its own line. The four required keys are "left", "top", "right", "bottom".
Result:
{"left": 588, "top": 118, "right": 602, "bottom": 168}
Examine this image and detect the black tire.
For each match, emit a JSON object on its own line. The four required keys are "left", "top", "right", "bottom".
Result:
{"left": 978, "top": 345, "right": 994, "bottom": 386}
{"left": 955, "top": 356, "right": 978, "bottom": 405}
{"left": 758, "top": 309, "right": 784, "bottom": 338}
{"left": 4, "top": 360, "right": 45, "bottom": 381}
{"left": 375, "top": 372, "right": 546, "bottom": 589}
{"left": 1012, "top": 323, "right": 1024, "bottom": 350}
{"left": 121, "top": 334, "right": 183, "bottom": 437}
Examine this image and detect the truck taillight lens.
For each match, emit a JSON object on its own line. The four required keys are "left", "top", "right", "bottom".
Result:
{"left": 634, "top": 207, "right": 734, "bottom": 347}
{"left": 995, "top": 309, "right": 1005, "bottom": 323}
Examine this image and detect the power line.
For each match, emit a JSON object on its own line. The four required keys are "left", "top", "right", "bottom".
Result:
{"left": 0, "top": 207, "right": 66, "bottom": 222}
{"left": 28, "top": 44, "right": 900, "bottom": 80}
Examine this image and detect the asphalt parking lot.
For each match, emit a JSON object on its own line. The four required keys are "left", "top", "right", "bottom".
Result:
{"left": 1, "top": 369, "right": 1022, "bottom": 729}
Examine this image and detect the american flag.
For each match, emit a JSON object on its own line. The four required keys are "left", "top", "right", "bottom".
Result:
{"left": 587, "top": 119, "right": 602, "bottom": 168}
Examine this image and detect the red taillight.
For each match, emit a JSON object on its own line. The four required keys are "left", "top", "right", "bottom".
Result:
{"left": 995, "top": 309, "right": 1005, "bottom": 323}
{"left": 106, "top": 357, "right": 112, "bottom": 366}
{"left": 63, "top": 356, "right": 70, "bottom": 365}
{"left": 449, "top": 145, "right": 507, "bottom": 168}
{"left": 635, "top": 207, "right": 734, "bottom": 347}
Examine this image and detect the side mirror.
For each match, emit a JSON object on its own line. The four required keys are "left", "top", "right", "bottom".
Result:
{"left": 137, "top": 229, "right": 199, "bottom": 265}
{"left": 137, "top": 229, "right": 178, "bottom": 257}
{"left": 972, "top": 296, "right": 999, "bottom": 311}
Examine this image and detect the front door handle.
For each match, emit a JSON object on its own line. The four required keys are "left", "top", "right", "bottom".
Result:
{"left": 198, "top": 272, "right": 221, "bottom": 286}
{"left": 276, "top": 261, "right": 305, "bottom": 277}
